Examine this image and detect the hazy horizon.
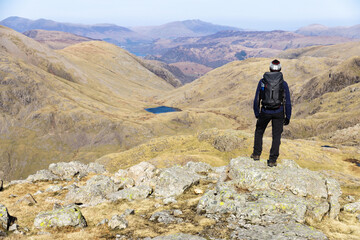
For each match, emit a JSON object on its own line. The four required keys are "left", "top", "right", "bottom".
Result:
{"left": 0, "top": 0, "right": 359, "bottom": 31}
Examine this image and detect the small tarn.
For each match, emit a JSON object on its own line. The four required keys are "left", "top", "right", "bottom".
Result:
{"left": 145, "top": 106, "right": 182, "bottom": 114}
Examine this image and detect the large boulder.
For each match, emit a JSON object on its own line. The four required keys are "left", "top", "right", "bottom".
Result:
{"left": 65, "top": 175, "right": 117, "bottom": 206}
{"left": 0, "top": 204, "right": 11, "bottom": 230}
{"left": 154, "top": 166, "right": 201, "bottom": 198}
{"left": 49, "top": 161, "right": 107, "bottom": 180}
{"left": 107, "top": 184, "right": 153, "bottom": 202}
{"left": 33, "top": 205, "right": 87, "bottom": 229}
{"left": 26, "top": 169, "right": 61, "bottom": 182}
{"left": 197, "top": 157, "right": 341, "bottom": 225}
{"left": 126, "top": 162, "right": 157, "bottom": 186}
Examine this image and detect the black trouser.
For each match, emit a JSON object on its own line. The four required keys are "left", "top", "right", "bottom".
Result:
{"left": 253, "top": 111, "right": 284, "bottom": 162}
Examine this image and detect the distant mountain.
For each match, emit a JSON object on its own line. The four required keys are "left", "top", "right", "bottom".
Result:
{"left": 296, "top": 24, "right": 360, "bottom": 39}
{"left": 131, "top": 19, "right": 241, "bottom": 39}
{"left": 23, "top": 29, "right": 95, "bottom": 49}
{"left": 145, "top": 30, "right": 355, "bottom": 68}
{"left": 0, "top": 16, "right": 151, "bottom": 46}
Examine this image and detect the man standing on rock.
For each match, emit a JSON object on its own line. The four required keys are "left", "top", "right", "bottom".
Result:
{"left": 251, "top": 59, "right": 291, "bottom": 167}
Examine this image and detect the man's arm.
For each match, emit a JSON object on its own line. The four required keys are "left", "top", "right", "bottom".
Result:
{"left": 283, "top": 81, "right": 292, "bottom": 120}
{"left": 253, "top": 81, "right": 261, "bottom": 118}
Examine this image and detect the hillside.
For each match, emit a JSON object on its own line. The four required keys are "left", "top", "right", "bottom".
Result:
{"left": 161, "top": 41, "right": 360, "bottom": 144}
{"left": 0, "top": 25, "right": 178, "bottom": 181}
{"left": 23, "top": 29, "right": 95, "bottom": 49}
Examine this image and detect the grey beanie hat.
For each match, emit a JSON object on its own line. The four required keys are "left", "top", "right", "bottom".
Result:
{"left": 270, "top": 59, "right": 281, "bottom": 71}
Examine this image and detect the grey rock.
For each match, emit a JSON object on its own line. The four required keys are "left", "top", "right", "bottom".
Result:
{"left": 230, "top": 222, "right": 328, "bottom": 240}
{"left": 357, "top": 214, "right": 360, "bottom": 222}
{"left": 154, "top": 166, "right": 200, "bottom": 198}
{"left": 173, "top": 209, "right": 183, "bottom": 216}
{"left": 343, "top": 201, "right": 360, "bottom": 213}
{"left": 0, "top": 204, "right": 16, "bottom": 231}
{"left": 15, "top": 193, "right": 37, "bottom": 206}
{"left": 123, "top": 209, "right": 135, "bottom": 216}
{"left": 213, "top": 133, "right": 244, "bottom": 152}
{"left": 197, "top": 157, "right": 341, "bottom": 224}
{"left": 126, "top": 161, "right": 157, "bottom": 186}
{"left": 96, "top": 218, "right": 108, "bottom": 226}
{"left": 53, "top": 203, "right": 62, "bottom": 210}
{"left": 8, "top": 223, "right": 19, "bottom": 232}
{"left": 184, "top": 161, "right": 213, "bottom": 174}
{"left": 326, "top": 178, "right": 342, "bottom": 219}
{"left": 37, "top": 231, "right": 51, "bottom": 235}
{"left": 0, "top": 230, "right": 6, "bottom": 237}
{"left": 34, "top": 205, "right": 87, "bottom": 229}
{"left": 49, "top": 161, "right": 106, "bottom": 180}
{"left": 107, "top": 184, "right": 152, "bottom": 202}
{"left": 45, "top": 185, "right": 63, "bottom": 192}
{"left": 34, "top": 190, "right": 44, "bottom": 196}
{"left": 65, "top": 175, "right": 117, "bottom": 206}
{"left": 150, "top": 233, "right": 206, "bottom": 240}
{"left": 150, "top": 210, "right": 183, "bottom": 224}
{"left": 108, "top": 214, "right": 128, "bottom": 230}
{"left": 163, "top": 197, "right": 177, "bottom": 205}
{"left": 26, "top": 170, "right": 60, "bottom": 182}
{"left": 346, "top": 195, "right": 356, "bottom": 202}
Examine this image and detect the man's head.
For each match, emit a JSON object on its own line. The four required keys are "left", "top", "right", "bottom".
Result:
{"left": 270, "top": 59, "right": 281, "bottom": 72}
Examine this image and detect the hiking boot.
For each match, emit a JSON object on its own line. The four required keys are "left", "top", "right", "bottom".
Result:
{"left": 251, "top": 154, "right": 260, "bottom": 161}
{"left": 267, "top": 160, "right": 277, "bottom": 167}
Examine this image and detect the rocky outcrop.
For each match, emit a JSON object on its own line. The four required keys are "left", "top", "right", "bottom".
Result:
{"left": 154, "top": 166, "right": 201, "bottom": 198}
{"left": 198, "top": 158, "right": 341, "bottom": 222}
{"left": 65, "top": 175, "right": 117, "bottom": 206}
{"left": 49, "top": 161, "right": 107, "bottom": 180}
{"left": 33, "top": 205, "right": 87, "bottom": 229}
{"left": 343, "top": 201, "right": 360, "bottom": 213}
{"left": 107, "top": 184, "right": 153, "bottom": 202}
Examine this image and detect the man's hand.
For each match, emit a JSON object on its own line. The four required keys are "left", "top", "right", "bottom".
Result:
{"left": 284, "top": 118, "right": 290, "bottom": 125}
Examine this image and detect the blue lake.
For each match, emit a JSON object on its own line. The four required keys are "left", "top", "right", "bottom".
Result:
{"left": 145, "top": 106, "right": 181, "bottom": 114}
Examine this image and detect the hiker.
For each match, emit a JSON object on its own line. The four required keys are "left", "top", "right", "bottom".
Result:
{"left": 251, "top": 59, "right": 291, "bottom": 167}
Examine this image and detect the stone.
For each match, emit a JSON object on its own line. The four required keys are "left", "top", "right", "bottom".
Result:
{"left": 163, "top": 197, "right": 177, "bottom": 205}
{"left": 8, "top": 223, "right": 19, "bottom": 232}
{"left": 184, "top": 161, "right": 213, "bottom": 174}
{"left": 149, "top": 210, "right": 182, "bottom": 224}
{"left": 126, "top": 162, "right": 157, "bottom": 186}
{"left": 154, "top": 166, "right": 200, "bottom": 198}
{"left": 123, "top": 209, "right": 135, "bottom": 216}
{"left": 34, "top": 190, "right": 43, "bottom": 196}
{"left": 194, "top": 188, "right": 204, "bottom": 194}
{"left": 346, "top": 195, "right": 356, "bottom": 202}
{"left": 96, "top": 218, "right": 108, "bottom": 226}
{"left": 213, "top": 133, "right": 244, "bottom": 152}
{"left": 108, "top": 215, "right": 128, "bottom": 230}
{"left": 33, "top": 205, "right": 87, "bottom": 229}
{"left": 107, "top": 184, "right": 152, "bottom": 202}
{"left": 65, "top": 175, "right": 117, "bottom": 206}
{"left": 0, "top": 230, "right": 6, "bottom": 237}
{"left": 49, "top": 161, "right": 106, "bottom": 180}
{"left": 197, "top": 157, "right": 342, "bottom": 225}
{"left": 0, "top": 204, "right": 16, "bottom": 231}
{"left": 45, "top": 185, "right": 63, "bottom": 192}
{"left": 173, "top": 209, "right": 183, "bottom": 216}
{"left": 15, "top": 193, "right": 37, "bottom": 206}
{"left": 53, "top": 203, "right": 62, "bottom": 210}
{"left": 326, "top": 178, "right": 342, "bottom": 219}
{"left": 26, "top": 170, "right": 60, "bottom": 182}
{"left": 230, "top": 222, "right": 328, "bottom": 240}
{"left": 150, "top": 233, "right": 206, "bottom": 240}
{"left": 357, "top": 214, "right": 360, "bottom": 222}
{"left": 343, "top": 201, "right": 360, "bottom": 213}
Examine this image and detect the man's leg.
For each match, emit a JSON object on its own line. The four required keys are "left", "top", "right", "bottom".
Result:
{"left": 269, "top": 111, "right": 284, "bottom": 162}
{"left": 253, "top": 113, "right": 271, "bottom": 157}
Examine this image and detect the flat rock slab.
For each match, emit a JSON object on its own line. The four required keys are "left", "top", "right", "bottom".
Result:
{"left": 34, "top": 205, "right": 87, "bottom": 229}
{"left": 154, "top": 166, "right": 201, "bottom": 198}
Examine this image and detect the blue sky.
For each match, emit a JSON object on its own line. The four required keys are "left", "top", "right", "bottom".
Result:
{"left": 0, "top": 0, "right": 359, "bottom": 30}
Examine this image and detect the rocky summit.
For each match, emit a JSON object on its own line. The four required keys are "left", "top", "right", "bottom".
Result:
{"left": 0, "top": 156, "right": 359, "bottom": 239}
